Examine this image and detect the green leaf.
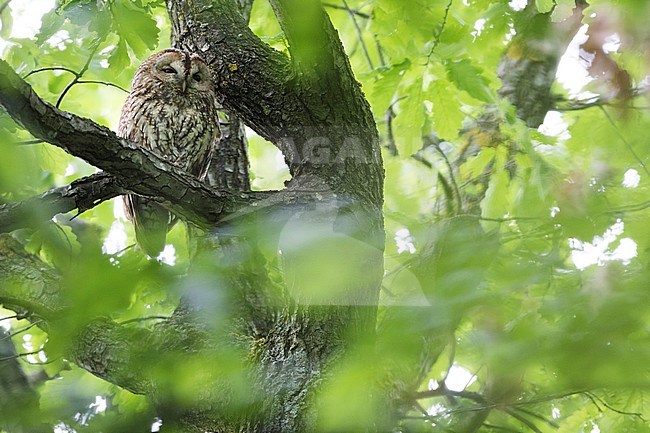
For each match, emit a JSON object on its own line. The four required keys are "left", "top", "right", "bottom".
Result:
{"left": 445, "top": 58, "right": 494, "bottom": 103}
{"left": 111, "top": 0, "right": 159, "bottom": 59}
{"left": 36, "top": 10, "right": 65, "bottom": 45}
{"left": 40, "top": 223, "right": 81, "bottom": 271}
{"left": 0, "top": 7, "right": 12, "bottom": 39}
{"left": 393, "top": 66, "right": 425, "bottom": 156}
{"left": 108, "top": 37, "right": 130, "bottom": 73}
{"left": 427, "top": 80, "right": 464, "bottom": 140}
{"left": 535, "top": 0, "right": 554, "bottom": 13}
{"left": 551, "top": 0, "right": 579, "bottom": 21}
{"left": 417, "top": 217, "right": 499, "bottom": 304}
{"left": 481, "top": 149, "right": 510, "bottom": 221}
{"left": 368, "top": 59, "right": 410, "bottom": 114}
{"left": 38, "top": 144, "right": 72, "bottom": 176}
{"left": 112, "top": 388, "right": 150, "bottom": 414}
{"left": 60, "top": 0, "right": 111, "bottom": 37}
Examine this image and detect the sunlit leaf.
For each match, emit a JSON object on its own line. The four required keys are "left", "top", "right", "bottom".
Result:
{"left": 536, "top": 0, "right": 555, "bottom": 13}
{"left": 393, "top": 65, "right": 425, "bottom": 156}
{"left": 36, "top": 10, "right": 65, "bottom": 45}
{"left": 111, "top": 0, "right": 159, "bottom": 58}
{"left": 428, "top": 80, "right": 464, "bottom": 140}
{"left": 108, "top": 37, "right": 130, "bottom": 73}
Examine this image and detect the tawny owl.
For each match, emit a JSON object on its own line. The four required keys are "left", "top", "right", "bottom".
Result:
{"left": 118, "top": 48, "right": 220, "bottom": 257}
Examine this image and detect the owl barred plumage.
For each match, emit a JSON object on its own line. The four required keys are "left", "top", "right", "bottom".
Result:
{"left": 118, "top": 49, "right": 221, "bottom": 257}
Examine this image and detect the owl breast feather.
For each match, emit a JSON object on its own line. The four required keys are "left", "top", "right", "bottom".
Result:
{"left": 123, "top": 94, "right": 217, "bottom": 180}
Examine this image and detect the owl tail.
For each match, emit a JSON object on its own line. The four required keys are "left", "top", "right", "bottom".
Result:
{"left": 124, "top": 195, "right": 172, "bottom": 258}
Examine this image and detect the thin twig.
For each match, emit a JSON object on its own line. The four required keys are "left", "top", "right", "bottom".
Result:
{"left": 415, "top": 388, "right": 488, "bottom": 403}
{"left": 430, "top": 140, "right": 463, "bottom": 214}
{"left": 108, "top": 243, "right": 136, "bottom": 258}
{"left": 75, "top": 80, "right": 129, "bottom": 93}
{"left": 502, "top": 408, "right": 543, "bottom": 433}
{"left": 22, "top": 66, "right": 78, "bottom": 79}
{"left": 426, "top": 0, "right": 454, "bottom": 64}
{"left": 602, "top": 200, "right": 650, "bottom": 215}
{"left": 25, "top": 356, "right": 61, "bottom": 365}
{"left": 556, "top": 86, "right": 650, "bottom": 112}
{"left": 0, "top": 350, "right": 41, "bottom": 362}
{"left": 556, "top": 100, "right": 602, "bottom": 112}
{"left": 507, "top": 390, "right": 590, "bottom": 407}
{"left": 585, "top": 391, "right": 646, "bottom": 421}
{"left": 384, "top": 106, "right": 398, "bottom": 156}
{"left": 0, "top": 320, "right": 43, "bottom": 341}
{"left": 341, "top": 0, "right": 374, "bottom": 69}
{"left": 383, "top": 96, "right": 408, "bottom": 155}
{"left": 322, "top": 2, "right": 370, "bottom": 18}
{"left": 513, "top": 407, "right": 559, "bottom": 429}
{"left": 483, "top": 424, "right": 521, "bottom": 432}
{"left": 375, "top": 36, "right": 386, "bottom": 67}
{"left": 56, "top": 43, "right": 101, "bottom": 108}
{"left": 118, "top": 315, "right": 170, "bottom": 325}
{"left": 458, "top": 214, "right": 542, "bottom": 223}
{"left": 52, "top": 222, "right": 74, "bottom": 268}
{"left": 15, "top": 139, "right": 44, "bottom": 145}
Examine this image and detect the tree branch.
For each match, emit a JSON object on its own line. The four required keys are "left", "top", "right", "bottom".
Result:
{"left": 268, "top": 0, "right": 373, "bottom": 124}
{"left": 0, "top": 59, "right": 335, "bottom": 231}
{"left": 0, "top": 58, "right": 251, "bottom": 226}
{"left": 0, "top": 172, "right": 121, "bottom": 233}
{"left": 0, "top": 234, "right": 64, "bottom": 318}
{"left": 69, "top": 317, "right": 153, "bottom": 395}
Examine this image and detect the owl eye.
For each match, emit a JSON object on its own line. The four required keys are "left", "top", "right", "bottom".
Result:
{"left": 192, "top": 73, "right": 202, "bottom": 82}
{"left": 161, "top": 67, "right": 176, "bottom": 74}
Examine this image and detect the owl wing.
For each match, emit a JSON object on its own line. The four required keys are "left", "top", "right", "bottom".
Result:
{"left": 119, "top": 95, "right": 173, "bottom": 258}
{"left": 190, "top": 118, "right": 221, "bottom": 181}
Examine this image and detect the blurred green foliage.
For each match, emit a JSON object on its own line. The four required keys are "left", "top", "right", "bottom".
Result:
{"left": 1, "top": 0, "right": 650, "bottom": 432}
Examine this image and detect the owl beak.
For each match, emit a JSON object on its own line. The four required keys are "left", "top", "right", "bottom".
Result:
{"left": 180, "top": 79, "right": 187, "bottom": 93}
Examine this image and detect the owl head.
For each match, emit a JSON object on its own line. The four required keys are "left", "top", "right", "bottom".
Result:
{"left": 131, "top": 48, "right": 215, "bottom": 96}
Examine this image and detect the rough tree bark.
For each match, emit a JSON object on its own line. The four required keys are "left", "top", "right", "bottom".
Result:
{"left": 0, "top": 0, "right": 384, "bottom": 432}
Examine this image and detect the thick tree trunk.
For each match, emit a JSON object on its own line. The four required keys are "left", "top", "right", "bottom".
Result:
{"left": 162, "top": 1, "right": 385, "bottom": 431}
